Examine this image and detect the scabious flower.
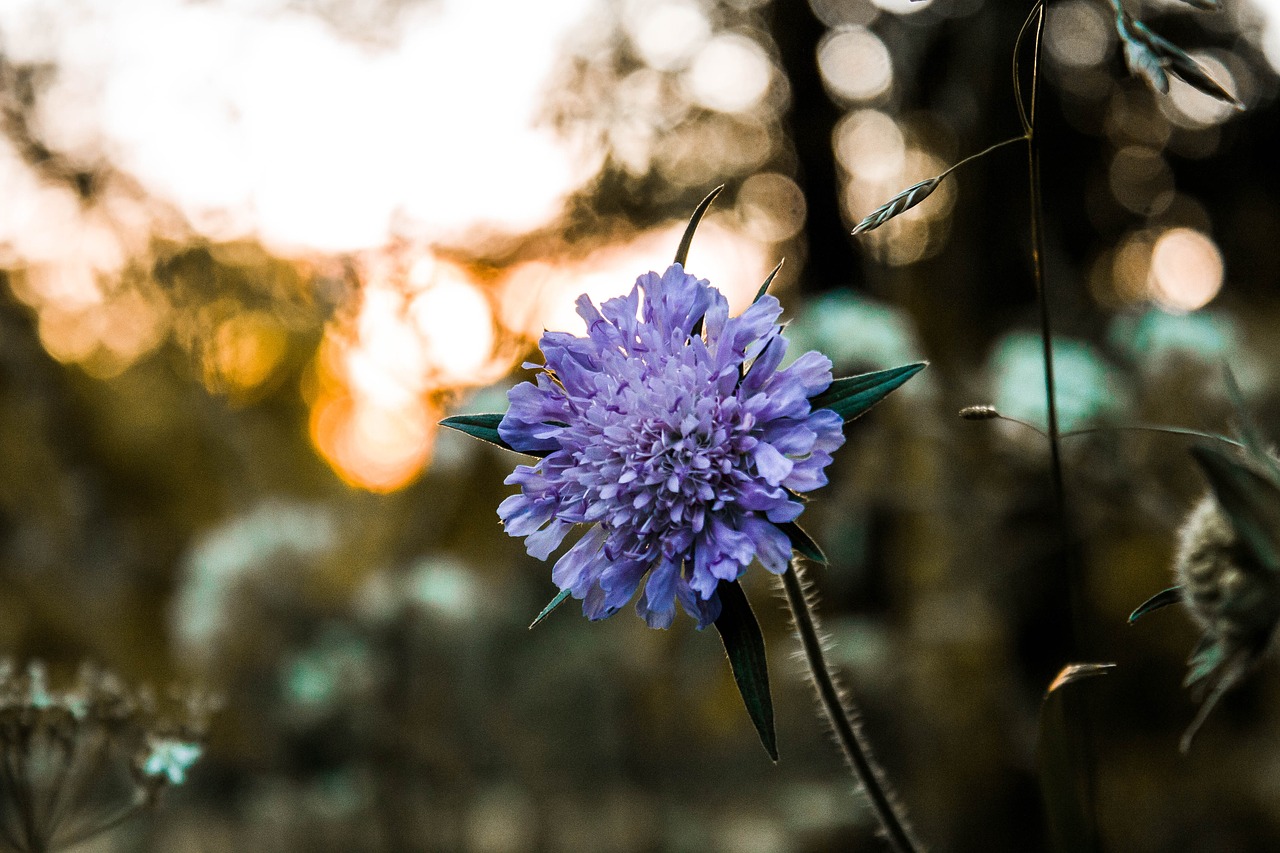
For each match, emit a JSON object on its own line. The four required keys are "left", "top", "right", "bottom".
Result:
{"left": 496, "top": 263, "right": 845, "bottom": 629}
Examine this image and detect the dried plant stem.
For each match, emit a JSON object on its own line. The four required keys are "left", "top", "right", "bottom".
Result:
{"left": 1023, "top": 1, "right": 1101, "bottom": 846}
{"left": 938, "top": 135, "right": 1027, "bottom": 183}
{"left": 979, "top": 412, "right": 1244, "bottom": 449}
{"left": 1022, "top": 3, "right": 1065, "bottom": 528}
{"left": 780, "top": 562, "right": 919, "bottom": 853}
{"left": 51, "top": 793, "right": 147, "bottom": 851}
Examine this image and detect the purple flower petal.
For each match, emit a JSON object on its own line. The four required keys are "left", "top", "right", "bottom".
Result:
{"left": 636, "top": 558, "right": 680, "bottom": 628}
{"left": 741, "top": 516, "right": 792, "bottom": 573}
{"left": 494, "top": 263, "right": 846, "bottom": 627}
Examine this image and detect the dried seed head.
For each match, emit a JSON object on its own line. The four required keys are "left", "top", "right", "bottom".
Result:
{"left": 1175, "top": 495, "right": 1280, "bottom": 641}
{"left": 1172, "top": 494, "right": 1280, "bottom": 750}
{"left": 958, "top": 405, "right": 1000, "bottom": 421}
{"left": 0, "top": 660, "right": 211, "bottom": 848}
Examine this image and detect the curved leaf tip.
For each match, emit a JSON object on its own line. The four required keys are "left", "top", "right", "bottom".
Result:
{"left": 674, "top": 185, "right": 726, "bottom": 268}
{"left": 1046, "top": 662, "right": 1116, "bottom": 696}
{"left": 1128, "top": 586, "right": 1183, "bottom": 624}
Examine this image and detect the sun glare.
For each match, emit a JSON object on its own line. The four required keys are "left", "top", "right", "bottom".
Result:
{"left": 498, "top": 221, "right": 772, "bottom": 340}
{"left": 1, "top": 0, "right": 793, "bottom": 492}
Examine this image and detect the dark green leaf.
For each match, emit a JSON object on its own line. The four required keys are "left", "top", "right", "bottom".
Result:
{"left": 713, "top": 580, "right": 777, "bottom": 761}
{"left": 1038, "top": 663, "right": 1114, "bottom": 853}
{"left": 810, "top": 362, "right": 927, "bottom": 423}
{"left": 674, "top": 185, "right": 725, "bottom": 269}
{"left": 753, "top": 260, "right": 784, "bottom": 305}
{"left": 1128, "top": 586, "right": 1183, "bottom": 624}
{"left": 1117, "top": 15, "right": 1168, "bottom": 92}
{"left": 1222, "top": 366, "right": 1280, "bottom": 478}
{"left": 1116, "top": 14, "right": 1242, "bottom": 108}
{"left": 1157, "top": 41, "right": 1242, "bottom": 107}
{"left": 1190, "top": 445, "right": 1280, "bottom": 573}
{"left": 851, "top": 178, "right": 941, "bottom": 236}
{"left": 528, "top": 588, "right": 572, "bottom": 629}
{"left": 777, "top": 521, "right": 826, "bottom": 565}
{"left": 1184, "top": 635, "right": 1225, "bottom": 689}
{"left": 1180, "top": 639, "right": 1255, "bottom": 752}
{"left": 439, "top": 414, "right": 548, "bottom": 458}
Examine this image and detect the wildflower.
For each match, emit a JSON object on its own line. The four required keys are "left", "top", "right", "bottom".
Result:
{"left": 0, "top": 660, "right": 211, "bottom": 850}
{"left": 1172, "top": 463, "right": 1280, "bottom": 750}
{"left": 494, "top": 263, "right": 846, "bottom": 629}
{"left": 1132, "top": 437, "right": 1280, "bottom": 750}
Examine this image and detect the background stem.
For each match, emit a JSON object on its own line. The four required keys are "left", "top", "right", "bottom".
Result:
{"left": 1024, "top": 3, "right": 1101, "bottom": 848}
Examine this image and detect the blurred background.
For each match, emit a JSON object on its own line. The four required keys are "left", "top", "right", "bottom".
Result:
{"left": 3, "top": 0, "right": 1280, "bottom": 849}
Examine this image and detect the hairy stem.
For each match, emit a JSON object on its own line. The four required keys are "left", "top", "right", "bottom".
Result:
{"left": 780, "top": 562, "right": 919, "bottom": 853}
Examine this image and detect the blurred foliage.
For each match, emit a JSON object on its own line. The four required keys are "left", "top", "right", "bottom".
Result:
{"left": 3, "top": 0, "right": 1280, "bottom": 851}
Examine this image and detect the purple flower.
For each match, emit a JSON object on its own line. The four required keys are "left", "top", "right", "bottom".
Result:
{"left": 497, "top": 264, "right": 845, "bottom": 629}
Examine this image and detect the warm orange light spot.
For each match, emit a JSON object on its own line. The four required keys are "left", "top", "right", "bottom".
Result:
{"left": 307, "top": 250, "right": 506, "bottom": 492}
{"left": 208, "top": 311, "right": 288, "bottom": 393}
{"left": 1110, "top": 231, "right": 1156, "bottom": 305}
{"left": 311, "top": 391, "right": 435, "bottom": 493}
{"left": 1148, "top": 227, "right": 1223, "bottom": 312}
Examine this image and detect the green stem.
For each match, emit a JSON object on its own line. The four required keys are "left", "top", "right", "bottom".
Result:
{"left": 780, "top": 563, "right": 919, "bottom": 853}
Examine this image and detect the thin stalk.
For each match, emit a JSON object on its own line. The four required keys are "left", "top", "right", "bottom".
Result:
{"left": 780, "top": 562, "right": 918, "bottom": 853}
{"left": 1065, "top": 425, "right": 1242, "bottom": 447}
{"left": 50, "top": 793, "right": 146, "bottom": 852}
{"left": 1023, "top": 1, "right": 1101, "bottom": 847}
{"left": 1023, "top": 3, "right": 1065, "bottom": 525}
{"left": 977, "top": 412, "right": 1244, "bottom": 449}
{"left": 938, "top": 135, "right": 1027, "bottom": 182}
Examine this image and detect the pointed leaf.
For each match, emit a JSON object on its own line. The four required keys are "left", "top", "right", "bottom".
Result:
{"left": 439, "top": 414, "right": 549, "bottom": 458}
{"left": 1157, "top": 41, "right": 1242, "bottom": 108}
{"left": 1128, "top": 586, "right": 1183, "bottom": 624}
{"left": 1181, "top": 642, "right": 1252, "bottom": 752}
{"left": 777, "top": 521, "right": 826, "bottom": 565}
{"left": 713, "top": 580, "right": 777, "bottom": 761}
{"left": 1047, "top": 663, "right": 1116, "bottom": 694}
{"left": 753, "top": 260, "right": 784, "bottom": 305}
{"left": 1117, "top": 15, "right": 1169, "bottom": 93}
{"left": 1118, "top": 16, "right": 1242, "bottom": 108}
{"left": 1038, "top": 663, "right": 1114, "bottom": 853}
{"left": 851, "top": 178, "right": 942, "bottom": 236}
{"left": 1190, "top": 445, "right": 1280, "bottom": 573}
{"left": 1222, "top": 366, "right": 1280, "bottom": 477}
{"left": 809, "top": 362, "right": 927, "bottom": 423}
{"left": 674, "top": 185, "right": 725, "bottom": 268}
{"left": 1184, "top": 636, "right": 1225, "bottom": 689}
{"left": 529, "top": 588, "right": 572, "bottom": 629}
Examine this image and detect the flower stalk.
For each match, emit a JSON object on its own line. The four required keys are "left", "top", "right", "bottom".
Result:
{"left": 780, "top": 561, "right": 919, "bottom": 853}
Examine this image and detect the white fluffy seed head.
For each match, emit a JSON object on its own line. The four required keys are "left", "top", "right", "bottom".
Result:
{"left": 1175, "top": 494, "right": 1280, "bottom": 642}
